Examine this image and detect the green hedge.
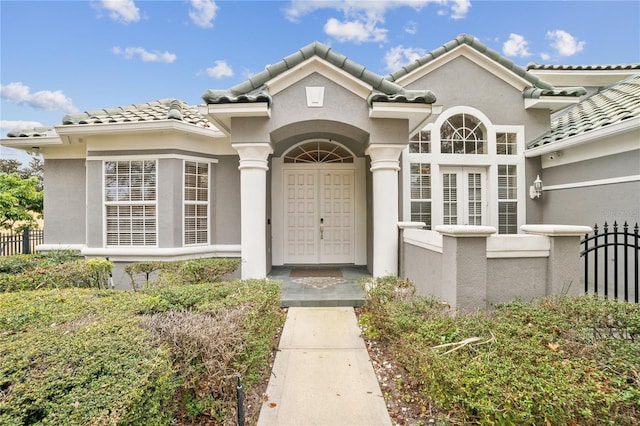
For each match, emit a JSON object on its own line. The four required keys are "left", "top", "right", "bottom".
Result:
{"left": 0, "top": 250, "right": 82, "bottom": 274}
{"left": 360, "top": 277, "right": 640, "bottom": 425}
{"left": 0, "top": 258, "right": 112, "bottom": 292}
{"left": 125, "top": 258, "right": 240, "bottom": 289}
{"left": 0, "top": 277, "right": 284, "bottom": 425}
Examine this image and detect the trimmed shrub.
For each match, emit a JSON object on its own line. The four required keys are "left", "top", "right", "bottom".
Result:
{"left": 0, "top": 258, "right": 112, "bottom": 292}
{"left": 125, "top": 258, "right": 240, "bottom": 289}
{"left": 361, "top": 277, "right": 640, "bottom": 425}
{"left": 0, "top": 250, "right": 81, "bottom": 274}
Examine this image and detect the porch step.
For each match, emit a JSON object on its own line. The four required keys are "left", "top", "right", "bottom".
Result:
{"left": 281, "top": 297, "right": 365, "bottom": 308}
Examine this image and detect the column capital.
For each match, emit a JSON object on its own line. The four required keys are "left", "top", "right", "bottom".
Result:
{"left": 365, "top": 144, "right": 405, "bottom": 172}
{"left": 232, "top": 143, "right": 273, "bottom": 170}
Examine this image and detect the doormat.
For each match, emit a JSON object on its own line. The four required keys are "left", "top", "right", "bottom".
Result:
{"left": 292, "top": 277, "right": 347, "bottom": 289}
{"left": 290, "top": 269, "right": 343, "bottom": 278}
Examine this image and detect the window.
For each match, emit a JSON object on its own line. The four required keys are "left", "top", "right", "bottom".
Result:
{"left": 284, "top": 140, "right": 353, "bottom": 163}
{"left": 498, "top": 165, "right": 518, "bottom": 234}
{"left": 409, "top": 130, "right": 431, "bottom": 153}
{"left": 497, "top": 132, "right": 517, "bottom": 155}
{"left": 410, "top": 163, "right": 431, "bottom": 229}
{"left": 440, "top": 114, "right": 486, "bottom": 154}
{"left": 184, "top": 161, "right": 209, "bottom": 245}
{"left": 105, "top": 160, "right": 157, "bottom": 246}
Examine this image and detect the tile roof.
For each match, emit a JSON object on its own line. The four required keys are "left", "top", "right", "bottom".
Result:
{"left": 202, "top": 41, "right": 436, "bottom": 106}
{"left": 61, "top": 98, "right": 212, "bottom": 128}
{"left": 6, "top": 126, "right": 56, "bottom": 138}
{"left": 386, "top": 34, "right": 586, "bottom": 99}
{"left": 528, "top": 74, "right": 640, "bottom": 148}
{"left": 526, "top": 63, "right": 640, "bottom": 71}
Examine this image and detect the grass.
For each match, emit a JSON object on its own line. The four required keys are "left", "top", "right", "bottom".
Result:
{"left": 360, "top": 276, "right": 640, "bottom": 425}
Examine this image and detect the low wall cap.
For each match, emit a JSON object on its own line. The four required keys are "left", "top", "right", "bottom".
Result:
{"left": 435, "top": 225, "right": 496, "bottom": 237}
{"left": 521, "top": 224, "right": 593, "bottom": 236}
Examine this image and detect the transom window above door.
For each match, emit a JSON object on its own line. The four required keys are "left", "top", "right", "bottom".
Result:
{"left": 440, "top": 113, "right": 487, "bottom": 154}
{"left": 284, "top": 140, "right": 354, "bottom": 163}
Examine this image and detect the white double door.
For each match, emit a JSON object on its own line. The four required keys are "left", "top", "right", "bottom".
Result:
{"left": 440, "top": 167, "right": 487, "bottom": 226}
{"left": 283, "top": 167, "right": 355, "bottom": 264}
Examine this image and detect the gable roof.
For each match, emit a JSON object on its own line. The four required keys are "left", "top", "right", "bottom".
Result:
{"left": 201, "top": 41, "right": 436, "bottom": 106}
{"left": 528, "top": 74, "right": 640, "bottom": 148}
{"left": 6, "top": 99, "right": 218, "bottom": 139}
{"left": 386, "top": 34, "right": 586, "bottom": 99}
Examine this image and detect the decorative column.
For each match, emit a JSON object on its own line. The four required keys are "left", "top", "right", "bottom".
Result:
{"left": 232, "top": 143, "right": 273, "bottom": 279}
{"left": 365, "top": 144, "right": 406, "bottom": 277}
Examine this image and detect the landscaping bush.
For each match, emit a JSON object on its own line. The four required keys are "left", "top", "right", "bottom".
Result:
{"left": 0, "top": 258, "right": 112, "bottom": 292}
{"left": 360, "top": 276, "right": 640, "bottom": 425}
{"left": 125, "top": 258, "right": 240, "bottom": 289}
{"left": 0, "top": 276, "right": 284, "bottom": 425}
{"left": 0, "top": 250, "right": 81, "bottom": 274}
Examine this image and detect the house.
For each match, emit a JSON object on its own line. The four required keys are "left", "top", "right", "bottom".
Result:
{"left": 3, "top": 34, "right": 639, "bottom": 288}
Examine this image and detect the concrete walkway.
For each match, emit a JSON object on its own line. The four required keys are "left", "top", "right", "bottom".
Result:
{"left": 257, "top": 307, "right": 392, "bottom": 426}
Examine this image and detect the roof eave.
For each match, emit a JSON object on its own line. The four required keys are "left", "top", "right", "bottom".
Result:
{"left": 525, "top": 116, "right": 640, "bottom": 157}
{"left": 1, "top": 135, "right": 62, "bottom": 151}
{"left": 369, "top": 102, "right": 442, "bottom": 136}
{"left": 199, "top": 102, "right": 271, "bottom": 136}
{"left": 524, "top": 96, "right": 581, "bottom": 112}
{"left": 55, "top": 120, "right": 223, "bottom": 142}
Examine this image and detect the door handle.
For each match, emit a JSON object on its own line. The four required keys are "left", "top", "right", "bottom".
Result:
{"left": 320, "top": 218, "right": 324, "bottom": 240}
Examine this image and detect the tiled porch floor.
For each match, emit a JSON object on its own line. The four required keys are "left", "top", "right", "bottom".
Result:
{"left": 269, "top": 266, "right": 370, "bottom": 307}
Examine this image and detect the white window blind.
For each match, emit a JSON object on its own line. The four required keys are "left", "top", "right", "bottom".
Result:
{"left": 498, "top": 165, "right": 518, "bottom": 234}
{"left": 184, "top": 161, "right": 209, "bottom": 245}
{"left": 104, "top": 160, "right": 157, "bottom": 246}
{"left": 409, "top": 163, "right": 431, "bottom": 229}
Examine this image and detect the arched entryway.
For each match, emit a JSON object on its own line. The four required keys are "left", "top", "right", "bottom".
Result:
{"left": 271, "top": 139, "right": 367, "bottom": 266}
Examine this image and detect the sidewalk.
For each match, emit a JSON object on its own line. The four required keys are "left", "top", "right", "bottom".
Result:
{"left": 257, "top": 307, "right": 392, "bottom": 426}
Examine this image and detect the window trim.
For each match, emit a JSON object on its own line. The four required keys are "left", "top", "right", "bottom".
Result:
{"left": 183, "top": 160, "right": 210, "bottom": 246}
{"left": 103, "top": 159, "right": 158, "bottom": 248}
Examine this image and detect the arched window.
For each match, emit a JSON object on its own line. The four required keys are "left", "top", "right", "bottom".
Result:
{"left": 284, "top": 140, "right": 354, "bottom": 163}
{"left": 440, "top": 113, "right": 486, "bottom": 154}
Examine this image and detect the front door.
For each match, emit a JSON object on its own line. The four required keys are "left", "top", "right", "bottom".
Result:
{"left": 283, "top": 168, "right": 355, "bottom": 264}
{"left": 441, "top": 167, "right": 487, "bottom": 225}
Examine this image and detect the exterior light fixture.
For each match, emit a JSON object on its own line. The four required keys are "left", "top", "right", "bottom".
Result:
{"left": 529, "top": 175, "right": 543, "bottom": 199}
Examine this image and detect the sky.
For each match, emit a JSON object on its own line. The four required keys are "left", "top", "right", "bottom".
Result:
{"left": 1, "top": 0, "right": 639, "bottom": 163}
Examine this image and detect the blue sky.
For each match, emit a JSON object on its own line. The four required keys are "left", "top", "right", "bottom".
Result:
{"left": 1, "top": 0, "right": 639, "bottom": 162}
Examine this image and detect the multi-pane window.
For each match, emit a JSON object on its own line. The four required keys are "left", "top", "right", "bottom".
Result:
{"left": 105, "top": 160, "right": 157, "bottom": 246}
{"left": 410, "top": 163, "right": 431, "bottom": 229}
{"left": 409, "top": 130, "right": 431, "bottom": 153}
{"left": 441, "top": 114, "right": 486, "bottom": 154}
{"left": 497, "top": 132, "right": 517, "bottom": 155}
{"left": 467, "top": 173, "right": 483, "bottom": 225}
{"left": 184, "top": 161, "right": 209, "bottom": 245}
{"left": 498, "top": 165, "right": 518, "bottom": 234}
{"left": 442, "top": 173, "right": 458, "bottom": 225}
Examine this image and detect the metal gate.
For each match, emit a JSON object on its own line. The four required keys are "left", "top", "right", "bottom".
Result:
{"left": 581, "top": 222, "right": 639, "bottom": 303}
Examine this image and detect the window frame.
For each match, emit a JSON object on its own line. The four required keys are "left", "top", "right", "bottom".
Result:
{"left": 183, "top": 160, "right": 210, "bottom": 246}
{"left": 103, "top": 159, "right": 158, "bottom": 247}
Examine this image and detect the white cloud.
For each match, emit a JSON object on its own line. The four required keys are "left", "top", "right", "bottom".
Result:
{"left": 404, "top": 21, "right": 417, "bottom": 35}
{"left": 285, "top": 1, "right": 471, "bottom": 43}
{"left": 540, "top": 52, "right": 551, "bottom": 61}
{"left": 384, "top": 45, "right": 426, "bottom": 72}
{"left": 502, "top": 33, "right": 531, "bottom": 58}
{"left": 189, "top": 0, "right": 218, "bottom": 28}
{"left": 546, "top": 30, "right": 585, "bottom": 57}
{"left": 450, "top": 0, "right": 471, "bottom": 20}
{"left": 98, "top": 0, "right": 140, "bottom": 24}
{"left": 0, "top": 82, "right": 78, "bottom": 113}
{"left": 324, "top": 17, "right": 387, "bottom": 43}
{"left": 205, "top": 60, "right": 233, "bottom": 78}
{"left": 112, "top": 46, "right": 177, "bottom": 63}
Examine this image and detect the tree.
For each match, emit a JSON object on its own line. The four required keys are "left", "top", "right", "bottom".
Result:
{"left": 0, "top": 173, "right": 43, "bottom": 231}
{"left": 0, "top": 155, "right": 44, "bottom": 190}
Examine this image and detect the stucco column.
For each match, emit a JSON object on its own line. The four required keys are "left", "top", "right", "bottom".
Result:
{"left": 366, "top": 144, "right": 405, "bottom": 277}
{"left": 521, "top": 224, "right": 592, "bottom": 297}
{"left": 232, "top": 143, "right": 273, "bottom": 279}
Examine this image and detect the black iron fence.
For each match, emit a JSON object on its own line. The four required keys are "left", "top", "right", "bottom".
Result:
{"left": 581, "top": 222, "right": 639, "bottom": 303}
{"left": 0, "top": 228, "right": 45, "bottom": 256}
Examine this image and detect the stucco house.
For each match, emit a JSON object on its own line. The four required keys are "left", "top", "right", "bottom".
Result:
{"left": 3, "top": 34, "right": 639, "bottom": 288}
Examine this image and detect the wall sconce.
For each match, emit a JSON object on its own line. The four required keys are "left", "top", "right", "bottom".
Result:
{"left": 529, "top": 175, "right": 543, "bottom": 199}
